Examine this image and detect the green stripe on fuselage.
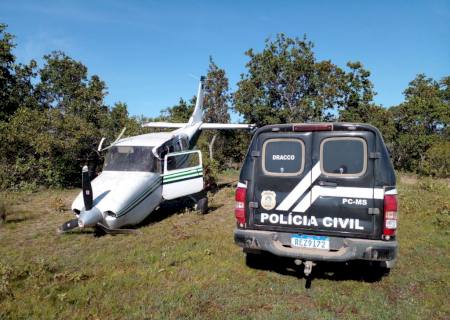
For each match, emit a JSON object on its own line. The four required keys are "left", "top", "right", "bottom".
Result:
{"left": 116, "top": 178, "right": 162, "bottom": 217}
{"left": 163, "top": 172, "right": 203, "bottom": 183}
{"left": 163, "top": 170, "right": 202, "bottom": 180}
{"left": 163, "top": 174, "right": 203, "bottom": 185}
{"left": 163, "top": 166, "right": 202, "bottom": 179}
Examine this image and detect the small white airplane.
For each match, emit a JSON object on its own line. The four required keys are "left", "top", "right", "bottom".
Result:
{"left": 60, "top": 77, "right": 254, "bottom": 233}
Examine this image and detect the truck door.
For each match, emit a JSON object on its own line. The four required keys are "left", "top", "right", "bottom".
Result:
{"left": 162, "top": 150, "right": 203, "bottom": 200}
{"left": 251, "top": 132, "right": 313, "bottom": 230}
{"left": 306, "top": 131, "right": 378, "bottom": 237}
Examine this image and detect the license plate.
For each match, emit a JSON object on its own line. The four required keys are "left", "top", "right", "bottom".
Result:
{"left": 291, "top": 235, "right": 330, "bottom": 250}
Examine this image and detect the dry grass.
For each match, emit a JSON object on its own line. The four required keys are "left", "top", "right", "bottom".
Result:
{"left": 0, "top": 172, "right": 449, "bottom": 319}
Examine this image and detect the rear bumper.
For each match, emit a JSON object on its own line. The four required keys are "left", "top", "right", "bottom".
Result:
{"left": 234, "top": 229, "right": 398, "bottom": 267}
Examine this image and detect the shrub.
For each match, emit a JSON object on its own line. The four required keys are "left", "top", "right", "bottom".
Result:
{"left": 202, "top": 157, "right": 219, "bottom": 191}
{"left": 0, "top": 108, "right": 99, "bottom": 189}
{"left": 419, "top": 141, "right": 450, "bottom": 178}
{"left": 418, "top": 177, "right": 448, "bottom": 192}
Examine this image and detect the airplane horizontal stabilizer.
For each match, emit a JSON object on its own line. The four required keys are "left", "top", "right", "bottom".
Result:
{"left": 142, "top": 122, "right": 186, "bottom": 128}
{"left": 199, "top": 123, "right": 255, "bottom": 130}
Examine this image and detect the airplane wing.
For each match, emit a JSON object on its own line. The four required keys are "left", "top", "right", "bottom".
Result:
{"left": 142, "top": 122, "right": 255, "bottom": 130}
{"left": 200, "top": 123, "right": 255, "bottom": 130}
{"left": 142, "top": 122, "right": 186, "bottom": 128}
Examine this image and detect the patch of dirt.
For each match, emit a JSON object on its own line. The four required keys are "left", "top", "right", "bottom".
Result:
{"left": 400, "top": 175, "right": 418, "bottom": 185}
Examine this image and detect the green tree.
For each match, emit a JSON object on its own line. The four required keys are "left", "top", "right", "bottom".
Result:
{"left": 11, "top": 60, "right": 40, "bottom": 110}
{"left": 110, "top": 101, "right": 129, "bottom": 131}
{"left": 234, "top": 34, "right": 346, "bottom": 126}
{"left": 0, "top": 24, "right": 43, "bottom": 121}
{"left": 338, "top": 62, "right": 376, "bottom": 122}
{"left": 103, "top": 101, "right": 144, "bottom": 140}
{"left": 160, "top": 97, "right": 194, "bottom": 123}
{"left": 0, "top": 107, "right": 99, "bottom": 188}
{"left": 202, "top": 57, "right": 231, "bottom": 162}
{"left": 335, "top": 62, "right": 396, "bottom": 143}
{"left": 0, "top": 24, "right": 17, "bottom": 120}
{"left": 37, "top": 51, "right": 108, "bottom": 126}
{"left": 390, "top": 74, "right": 449, "bottom": 173}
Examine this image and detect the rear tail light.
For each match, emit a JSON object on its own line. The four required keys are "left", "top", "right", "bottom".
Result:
{"left": 293, "top": 124, "right": 333, "bottom": 132}
{"left": 383, "top": 194, "right": 398, "bottom": 238}
{"left": 235, "top": 184, "right": 247, "bottom": 226}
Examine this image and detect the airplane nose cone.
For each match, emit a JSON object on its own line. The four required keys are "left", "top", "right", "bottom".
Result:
{"left": 78, "top": 207, "right": 102, "bottom": 228}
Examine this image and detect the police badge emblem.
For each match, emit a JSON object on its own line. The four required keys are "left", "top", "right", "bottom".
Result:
{"left": 261, "top": 190, "right": 276, "bottom": 210}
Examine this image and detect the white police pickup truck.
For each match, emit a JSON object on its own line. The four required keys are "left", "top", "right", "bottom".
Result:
{"left": 234, "top": 123, "right": 398, "bottom": 277}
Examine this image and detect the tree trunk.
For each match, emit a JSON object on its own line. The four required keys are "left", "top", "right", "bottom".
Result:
{"left": 209, "top": 134, "right": 218, "bottom": 160}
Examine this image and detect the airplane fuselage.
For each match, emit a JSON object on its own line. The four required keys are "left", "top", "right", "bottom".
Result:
{"left": 63, "top": 77, "right": 253, "bottom": 232}
{"left": 71, "top": 131, "right": 193, "bottom": 229}
{"left": 72, "top": 170, "right": 163, "bottom": 229}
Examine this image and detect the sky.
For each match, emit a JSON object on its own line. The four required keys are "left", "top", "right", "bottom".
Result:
{"left": 1, "top": 0, "right": 449, "bottom": 118}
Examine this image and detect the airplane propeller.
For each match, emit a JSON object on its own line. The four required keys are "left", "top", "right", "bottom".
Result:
{"left": 58, "top": 163, "right": 132, "bottom": 234}
{"left": 58, "top": 165, "right": 95, "bottom": 233}
{"left": 82, "top": 165, "right": 93, "bottom": 210}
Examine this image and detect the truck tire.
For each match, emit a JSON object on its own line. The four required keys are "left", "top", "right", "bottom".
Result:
{"left": 366, "top": 262, "right": 390, "bottom": 281}
{"left": 373, "top": 263, "right": 391, "bottom": 277}
{"left": 196, "top": 197, "right": 208, "bottom": 215}
{"left": 245, "top": 253, "right": 263, "bottom": 268}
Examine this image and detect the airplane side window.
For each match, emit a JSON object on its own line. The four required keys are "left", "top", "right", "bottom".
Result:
{"left": 166, "top": 145, "right": 176, "bottom": 169}
{"left": 166, "top": 152, "right": 200, "bottom": 172}
{"left": 167, "top": 156, "right": 177, "bottom": 171}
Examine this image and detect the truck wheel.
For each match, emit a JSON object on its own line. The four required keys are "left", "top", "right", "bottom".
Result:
{"left": 366, "top": 262, "right": 390, "bottom": 281}
{"left": 196, "top": 197, "right": 208, "bottom": 215}
{"left": 245, "top": 253, "right": 262, "bottom": 268}
{"left": 373, "top": 264, "right": 390, "bottom": 277}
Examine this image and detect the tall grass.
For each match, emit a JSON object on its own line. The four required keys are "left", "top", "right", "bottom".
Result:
{"left": 0, "top": 175, "right": 449, "bottom": 319}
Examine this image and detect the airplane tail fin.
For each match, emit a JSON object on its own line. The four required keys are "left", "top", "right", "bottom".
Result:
{"left": 188, "top": 76, "right": 205, "bottom": 125}
{"left": 142, "top": 76, "right": 255, "bottom": 131}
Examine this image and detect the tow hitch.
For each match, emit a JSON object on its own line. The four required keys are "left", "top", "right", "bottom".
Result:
{"left": 303, "top": 261, "right": 316, "bottom": 277}
{"left": 294, "top": 259, "right": 316, "bottom": 277}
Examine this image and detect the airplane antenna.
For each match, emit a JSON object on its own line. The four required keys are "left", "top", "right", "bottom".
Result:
{"left": 114, "top": 127, "right": 127, "bottom": 144}
{"left": 98, "top": 127, "right": 127, "bottom": 152}
{"left": 188, "top": 73, "right": 200, "bottom": 80}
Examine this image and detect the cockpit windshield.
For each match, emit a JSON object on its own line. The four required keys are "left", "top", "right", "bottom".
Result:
{"left": 103, "top": 146, "right": 155, "bottom": 172}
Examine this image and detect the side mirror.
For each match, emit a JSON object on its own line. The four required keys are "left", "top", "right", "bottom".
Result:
{"left": 97, "top": 137, "right": 106, "bottom": 152}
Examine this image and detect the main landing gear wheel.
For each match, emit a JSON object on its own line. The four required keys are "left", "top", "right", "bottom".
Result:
{"left": 195, "top": 197, "right": 208, "bottom": 215}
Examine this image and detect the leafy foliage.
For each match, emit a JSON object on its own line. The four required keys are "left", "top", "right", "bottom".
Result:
{"left": 234, "top": 34, "right": 345, "bottom": 126}
{"left": 203, "top": 57, "right": 230, "bottom": 125}
{"left": 419, "top": 140, "right": 449, "bottom": 177}
{"left": 0, "top": 107, "right": 99, "bottom": 188}
{"left": 202, "top": 57, "right": 231, "bottom": 165}
{"left": 0, "top": 24, "right": 143, "bottom": 189}
{"left": 390, "top": 75, "right": 449, "bottom": 174}
{"left": 1, "top": 23, "right": 449, "bottom": 190}
{"left": 160, "top": 98, "right": 194, "bottom": 123}
{"left": 0, "top": 24, "right": 38, "bottom": 121}
{"left": 234, "top": 34, "right": 448, "bottom": 177}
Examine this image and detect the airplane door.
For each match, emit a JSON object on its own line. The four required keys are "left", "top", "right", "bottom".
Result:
{"left": 162, "top": 150, "right": 204, "bottom": 200}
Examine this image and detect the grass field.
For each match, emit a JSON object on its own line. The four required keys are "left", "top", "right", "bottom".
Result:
{"left": 0, "top": 172, "right": 449, "bottom": 319}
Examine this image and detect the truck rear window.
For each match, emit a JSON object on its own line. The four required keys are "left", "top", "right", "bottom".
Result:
{"left": 320, "top": 137, "right": 367, "bottom": 176}
{"left": 262, "top": 139, "right": 304, "bottom": 176}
